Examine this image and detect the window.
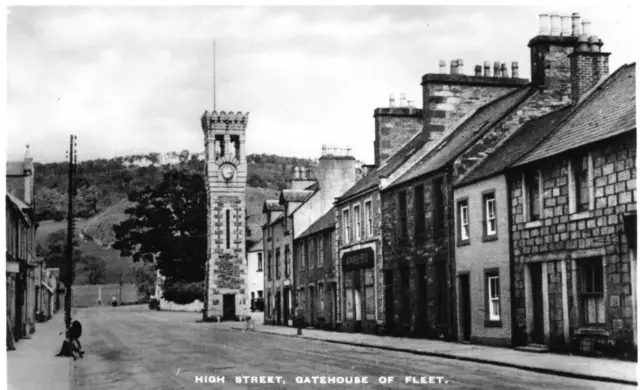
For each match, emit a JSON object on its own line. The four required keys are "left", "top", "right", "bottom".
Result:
{"left": 581, "top": 258, "right": 604, "bottom": 325}
{"left": 226, "top": 209, "right": 231, "bottom": 249}
{"left": 267, "top": 253, "right": 272, "bottom": 280}
{"left": 398, "top": 190, "right": 408, "bottom": 239}
{"left": 309, "top": 238, "right": 315, "bottom": 269}
{"left": 433, "top": 177, "right": 445, "bottom": 235}
{"left": 354, "top": 205, "right": 361, "bottom": 241}
{"left": 525, "top": 171, "right": 541, "bottom": 221}
{"left": 570, "top": 154, "right": 592, "bottom": 213}
{"left": 275, "top": 250, "right": 281, "bottom": 279}
{"left": 458, "top": 200, "right": 469, "bottom": 242}
{"left": 365, "top": 200, "right": 373, "bottom": 237}
{"left": 284, "top": 246, "right": 291, "bottom": 278}
{"left": 484, "top": 193, "right": 497, "bottom": 237}
{"left": 300, "top": 242, "right": 306, "bottom": 270}
{"left": 317, "top": 235, "right": 324, "bottom": 267}
{"left": 257, "top": 252, "right": 263, "bottom": 272}
{"left": 267, "top": 292, "right": 271, "bottom": 315}
{"left": 486, "top": 273, "right": 501, "bottom": 323}
{"left": 414, "top": 184, "right": 426, "bottom": 238}
{"left": 342, "top": 209, "right": 350, "bottom": 243}
{"left": 319, "top": 283, "right": 325, "bottom": 314}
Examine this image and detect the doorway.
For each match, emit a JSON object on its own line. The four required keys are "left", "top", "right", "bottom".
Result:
{"left": 417, "top": 265, "right": 427, "bottom": 337}
{"left": 384, "top": 270, "right": 394, "bottom": 334}
{"left": 309, "top": 286, "right": 315, "bottom": 327}
{"left": 530, "top": 263, "right": 545, "bottom": 344}
{"left": 283, "top": 288, "right": 290, "bottom": 326}
{"left": 275, "top": 291, "right": 282, "bottom": 325}
{"left": 222, "top": 294, "right": 236, "bottom": 321}
{"left": 459, "top": 274, "right": 471, "bottom": 342}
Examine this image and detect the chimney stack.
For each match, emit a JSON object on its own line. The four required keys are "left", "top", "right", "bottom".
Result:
{"left": 450, "top": 59, "right": 458, "bottom": 75}
{"left": 571, "top": 13, "right": 581, "bottom": 36}
{"left": 560, "top": 13, "right": 571, "bottom": 36}
{"left": 538, "top": 13, "right": 550, "bottom": 35}
{"left": 439, "top": 59, "right": 447, "bottom": 74}
{"left": 389, "top": 94, "right": 396, "bottom": 107}
{"left": 457, "top": 58, "right": 464, "bottom": 75}
{"left": 511, "top": 62, "right": 519, "bottom": 78}
{"left": 474, "top": 65, "right": 482, "bottom": 76}
{"left": 582, "top": 19, "right": 592, "bottom": 36}
{"left": 501, "top": 63, "right": 509, "bottom": 78}
{"left": 483, "top": 61, "right": 491, "bottom": 77}
{"left": 550, "top": 12, "right": 561, "bottom": 35}
{"left": 399, "top": 93, "right": 407, "bottom": 107}
{"left": 493, "top": 61, "right": 501, "bottom": 77}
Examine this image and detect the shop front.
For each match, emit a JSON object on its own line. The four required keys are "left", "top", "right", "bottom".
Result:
{"left": 341, "top": 248, "right": 377, "bottom": 334}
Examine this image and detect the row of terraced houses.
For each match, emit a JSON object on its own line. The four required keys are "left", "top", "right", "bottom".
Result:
{"left": 260, "top": 12, "right": 636, "bottom": 356}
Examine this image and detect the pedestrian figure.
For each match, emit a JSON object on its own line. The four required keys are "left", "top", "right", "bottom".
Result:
{"left": 56, "top": 319, "right": 84, "bottom": 360}
{"left": 294, "top": 304, "right": 305, "bottom": 336}
{"left": 6, "top": 316, "right": 16, "bottom": 351}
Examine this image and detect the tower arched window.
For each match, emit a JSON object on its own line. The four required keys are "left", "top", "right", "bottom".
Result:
{"left": 226, "top": 209, "right": 231, "bottom": 249}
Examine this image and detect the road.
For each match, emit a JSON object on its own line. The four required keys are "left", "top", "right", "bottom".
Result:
{"left": 73, "top": 306, "right": 632, "bottom": 390}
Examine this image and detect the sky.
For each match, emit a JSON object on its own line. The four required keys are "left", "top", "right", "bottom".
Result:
{"left": 5, "top": 5, "right": 637, "bottom": 164}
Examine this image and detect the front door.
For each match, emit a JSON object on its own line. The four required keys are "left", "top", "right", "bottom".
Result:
{"left": 459, "top": 274, "right": 471, "bottom": 342}
{"left": 530, "top": 264, "right": 545, "bottom": 344}
{"left": 309, "top": 287, "right": 315, "bottom": 327}
{"left": 222, "top": 294, "right": 236, "bottom": 320}
{"left": 275, "top": 291, "right": 282, "bottom": 325}
{"left": 283, "top": 288, "right": 290, "bottom": 326}
{"left": 384, "top": 270, "right": 394, "bottom": 334}
{"left": 417, "top": 265, "right": 427, "bottom": 337}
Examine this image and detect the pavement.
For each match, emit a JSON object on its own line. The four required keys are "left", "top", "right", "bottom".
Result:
{"left": 230, "top": 320, "right": 638, "bottom": 387}
{"left": 69, "top": 305, "right": 635, "bottom": 389}
{"left": 7, "top": 312, "right": 75, "bottom": 390}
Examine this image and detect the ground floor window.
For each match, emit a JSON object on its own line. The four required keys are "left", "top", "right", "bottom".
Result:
{"left": 318, "top": 283, "right": 325, "bottom": 314}
{"left": 580, "top": 257, "right": 604, "bottom": 325}
{"left": 485, "top": 271, "right": 500, "bottom": 323}
{"left": 267, "top": 291, "right": 271, "bottom": 316}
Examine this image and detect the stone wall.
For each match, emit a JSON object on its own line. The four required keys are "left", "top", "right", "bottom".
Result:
{"left": 374, "top": 108, "right": 423, "bottom": 167}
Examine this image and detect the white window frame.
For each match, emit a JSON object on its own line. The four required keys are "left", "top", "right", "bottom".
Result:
{"left": 488, "top": 275, "right": 500, "bottom": 321}
{"left": 460, "top": 202, "right": 469, "bottom": 241}
{"left": 342, "top": 208, "right": 350, "bottom": 244}
{"left": 485, "top": 195, "right": 497, "bottom": 236}
{"left": 354, "top": 204, "right": 361, "bottom": 241}
{"left": 364, "top": 199, "right": 373, "bottom": 237}
{"left": 522, "top": 170, "right": 543, "bottom": 222}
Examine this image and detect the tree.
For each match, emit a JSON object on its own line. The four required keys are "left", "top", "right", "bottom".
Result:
{"left": 34, "top": 187, "right": 66, "bottom": 221}
{"left": 113, "top": 168, "right": 207, "bottom": 284}
{"left": 42, "top": 229, "right": 80, "bottom": 284}
{"left": 78, "top": 255, "right": 106, "bottom": 284}
{"left": 129, "top": 262, "right": 157, "bottom": 300}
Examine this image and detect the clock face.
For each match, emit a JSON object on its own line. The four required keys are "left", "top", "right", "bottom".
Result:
{"left": 220, "top": 164, "right": 235, "bottom": 181}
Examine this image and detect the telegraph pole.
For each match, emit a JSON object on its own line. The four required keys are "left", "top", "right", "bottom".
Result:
{"left": 64, "top": 135, "right": 78, "bottom": 331}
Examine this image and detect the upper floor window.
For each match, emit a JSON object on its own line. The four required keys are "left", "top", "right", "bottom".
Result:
{"left": 414, "top": 184, "right": 426, "bottom": 239}
{"left": 257, "top": 252, "right": 263, "bottom": 272}
{"left": 275, "top": 250, "right": 281, "bottom": 279}
{"left": 397, "top": 190, "right": 408, "bottom": 239}
{"left": 342, "top": 209, "right": 350, "bottom": 244}
{"left": 365, "top": 200, "right": 373, "bottom": 237}
{"left": 524, "top": 170, "right": 542, "bottom": 221}
{"left": 267, "top": 252, "right": 273, "bottom": 280}
{"left": 569, "top": 153, "right": 593, "bottom": 213}
{"left": 284, "top": 246, "right": 291, "bottom": 278}
{"left": 432, "top": 177, "right": 445, "bottom": 235}
{"left": 483, "top": 192, "right": 497, "bottom": 238}
{"left": 309, "top": 237, "right": 316, "bottom": 269}
{"left": 299, "top": 242, "right": 306, "bottom": 270}
{"left": 226, "top": 209, "right": 231, "bottom": 249}
{"left": 317, "top": 235, "right": 324, "bottom": 267}
{"left": 354, "top": 205, "right": 361, "bottom": 241}
{"left": 458, "top": 199, "right": 469, "bottom": 243}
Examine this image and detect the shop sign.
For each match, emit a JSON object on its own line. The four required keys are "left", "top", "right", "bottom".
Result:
{"left": 342, "top": 248, "right": 374, "bottom": 270}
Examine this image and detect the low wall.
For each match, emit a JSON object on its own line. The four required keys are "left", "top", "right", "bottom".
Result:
{"left": 73, "top": 283, "right": 140, "bottom": 307}
{"left": 158, "top": 298, "right": 204, "bottom": 312}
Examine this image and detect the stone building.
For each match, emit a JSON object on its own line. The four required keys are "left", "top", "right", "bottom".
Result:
{"left": 263, "top": 147, "right": 356, "bottom": 327}
{"left": 453, "top": 108, "right": 570, "bottom": 346}
{"left": 294, "top": 207, "right": 337, "bottom": 329}
{"left": 6, "top": 146, "right": 38, "bottom": 341}
{"left": 201, "top": 110, "right": 251, "bottom": 321}
{"left": 509, "top": 61, "right": 636, "bottom": 352}
{"left": 247, "top": 239, "right": 264, "bottom": 312}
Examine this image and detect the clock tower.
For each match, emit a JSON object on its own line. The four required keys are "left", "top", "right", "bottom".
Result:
{"left": 201, "top": 110, "right": 250, "bottom": 321}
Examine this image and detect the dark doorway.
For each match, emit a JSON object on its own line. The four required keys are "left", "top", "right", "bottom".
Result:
{"left": 530, "top": 263, "right": 545, "bottom": 344}
{"left": 459, "top": 274, "right": 471, "bottom": 342}
{"left": 222, "top": 294, "right": 236, "bottom": 321}
{"left": 384, "top": 270, "right": 394, "bottom": 334}
{"left": 309, "top": 286, "right": 315, "bottom": 327}
{"left": 417, "top": 264, "right": 427, "bottom": 337}
{"left": 275, "top": 291, "right": 282, "bottom": 325}
{"left": 283, "top": 288, "right": 290, "bottom": 326}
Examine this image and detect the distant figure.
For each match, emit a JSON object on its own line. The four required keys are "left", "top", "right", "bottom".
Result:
{"left": 110, "top": 296, "right": 118, "bottom": 307}
{"left": 294, "top": 304, "right": 305, "bottom": 336}
{"left": 6, "top": 317, "right": 16, "bottom": 351}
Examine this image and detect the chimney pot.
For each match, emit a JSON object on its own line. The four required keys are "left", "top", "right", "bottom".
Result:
{"left": 511, "top": 61, "right": 519, "bottom": 78}
{"left": 550, "top": 12, "right": 561, "bottom": 36}
{"left": 399, "top": 93, "right": 407, "bottom": 107}
{"left": 588, "top": 35, "right": 601, "bottom": 52}
{"left": 450, "top": 59, "right": 458, "bottom": 75}
{"left": 493, "top": 61, "right": 501, "bottom": 77}
{"left": 538, "top": 13, "right": 550, "bottom": 35}
{"left": 457, "top": 58, "right": 464, "bottom": 75}
{"left": 501, "top": 63, "right": 509, "bottom": 78}
{"left": 439, "top": 59, "right": 447, "bottom": 74}
{"left": 582, "top": 19, "right": 592, "bottom": 36}
{"left": 571, "top": 12, "right": 581, "bottom": 36}
{"left": 560, "top": 13, "right": 571, "bottom": 36}
{"left": 389, "top": 94, "right": 396, "bottom": 107}
{"left": 483, "top": 61, "right": 491, "bottom": 77}
{"left": 577, "top": 33, "right": 590, "bottom": 52}
{"left": 474, "top": 65, "right": 482, "bottom": 76}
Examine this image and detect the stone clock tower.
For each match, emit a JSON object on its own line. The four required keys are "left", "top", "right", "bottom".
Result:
{"left": 201, "top": 110, "right": 250, "bottom": 321}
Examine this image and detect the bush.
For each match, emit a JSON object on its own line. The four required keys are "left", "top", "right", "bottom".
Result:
{"left": 149, "top": 298, "right": 160, "bottom": 310}
{"left": 161, "top": 281, "right": 204, "bottom": 305}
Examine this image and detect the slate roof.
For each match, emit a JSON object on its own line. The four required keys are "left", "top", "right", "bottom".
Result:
{"left": 263, "top": 199, "right": 284, "bottom": 213}
{"left": 516, "top": 63, "right": 636, "bottom": 166}
{"left": 248, "top": 238, "right": 263, "bottom": 252}
{"left": 6, "top": 162, "right": 25, "bottom": 176}
{"left": 389, "top": 86, "right": 535, "bottom": 188}
{"left": 336, "top": 131, "right": 429, "bottom": 203}
{"left": 6, "top": 192, "right": 32, "bottom": 223}
{"left": 297, "top": 207, "right": 336, "bottom": 239}
{"left": 280, "top": 189, "right": 314, "bottom": 204}
{"left": 456, "top": 107, "right": 572, "bottom": 187}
